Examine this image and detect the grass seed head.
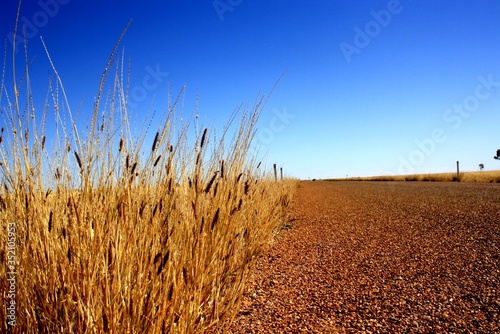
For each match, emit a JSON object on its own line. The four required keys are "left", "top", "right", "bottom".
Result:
{"left": 200, "top": 128, "right": 208, "bottom": 148}
{"left": 204, "top": 172, "right": 218, "bottom": 194}
{"left": 152, "top": 132, "right": 159, "bottom": 152}
{"left": 153, "top": 155, "right": 161, "bottom": 167}
{"left": 211, "top": 208, "right": 220, "bottom": 230}
{"left": 74, "top": 151, "right": 82, "bottom": 170}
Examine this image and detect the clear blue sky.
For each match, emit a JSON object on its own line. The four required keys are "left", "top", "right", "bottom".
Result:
{"left": 2, "top": 0, "right": 500, "bottom": 179}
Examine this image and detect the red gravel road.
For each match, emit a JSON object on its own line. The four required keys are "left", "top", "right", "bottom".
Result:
{"left": 229, "top": 181, "right": 500, "bottom": 333}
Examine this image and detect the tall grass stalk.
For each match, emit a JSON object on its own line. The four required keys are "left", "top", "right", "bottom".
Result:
{"left": 0, "top": 14, "right": 295, "bottom": 333}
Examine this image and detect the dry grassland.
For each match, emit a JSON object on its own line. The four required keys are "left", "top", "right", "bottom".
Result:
{"left": 0, "top": 20, "right": 296, "bottom": 333}
{"left": 331, "top": 170, "right": 500, "bottom": 183}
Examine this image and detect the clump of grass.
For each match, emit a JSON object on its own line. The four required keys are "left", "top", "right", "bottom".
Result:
{"left": 0, "top": 11, "right": 296, "bottom": 333}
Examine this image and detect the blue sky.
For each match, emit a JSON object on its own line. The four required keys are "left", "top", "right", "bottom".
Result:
{"left": 1, "top": 0, "right": 500, "bottom": 179}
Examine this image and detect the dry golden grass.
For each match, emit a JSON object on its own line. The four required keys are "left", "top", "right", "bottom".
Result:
{"left": 330, "top": 170, "right": 500, "bottom": 183}
{"left": 0, "top": 12, "right": 296, "bottom": 333}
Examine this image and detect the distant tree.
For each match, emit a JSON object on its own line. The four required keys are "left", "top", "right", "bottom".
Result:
{"left": 479, "top": 163, "right": 484, "bottom": 171}
{"left": 495, "top": 149, "right": 500, "bottom": 160}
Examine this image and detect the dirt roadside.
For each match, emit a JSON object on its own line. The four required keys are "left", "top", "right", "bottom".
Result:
{"left": 229, "top": 181, "right": 500, "bottom": 333}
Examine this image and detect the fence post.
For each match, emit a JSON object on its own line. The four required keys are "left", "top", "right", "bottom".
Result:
{"left": 456, "top": 161, "right": 460, "bottom": 179}
{"left": 273, "top": 164, "right": 277, "bottom": 181}
{"left": 280, "top": 167, "right": 283, "bottom": 181}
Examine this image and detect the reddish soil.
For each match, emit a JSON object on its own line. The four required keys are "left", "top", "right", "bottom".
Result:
{"left": 229, "top": 181, "right": 500, "bottom": 333}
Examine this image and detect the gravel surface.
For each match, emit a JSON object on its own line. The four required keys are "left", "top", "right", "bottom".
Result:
{"left": 229, "top": 181, "right": 500, "bottom": 333}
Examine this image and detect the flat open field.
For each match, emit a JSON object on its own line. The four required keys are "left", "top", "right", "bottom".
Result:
{"left": 330, "top": 170, "right": 500, "bottom": 183}
{"left": 230, "top": 181, "right": 500, "bottom": 333}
